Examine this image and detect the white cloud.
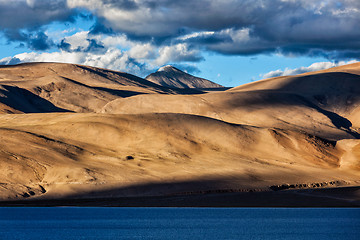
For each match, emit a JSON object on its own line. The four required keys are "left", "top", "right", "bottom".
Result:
{"left": 155, "top": 43, "right": 203, "bottom": 66}
{"left": 101, "top": 35, "right": 131, "bottom": 48}
{"left": 0, "top": 48, "right": 145, "bottom": 75}
{"left": 64, "top": 0, "right": 360, "bottom": 58}
{"left": 61, "top": 31, "right": 92, "bottom": 51}
{"left": 1, "top": 0, "right": 360, "bottom": 60}
{"left": 128, "top": 43, "right": 156, "bottom": 60}
{"left": 177, "top": 31, "right": 216, "bottom": 41}
{"left": 261, "top": 60, "right": 358, "bottom": 79}
{"left": 0, "top": 32, "right": 203, "bottom": 76}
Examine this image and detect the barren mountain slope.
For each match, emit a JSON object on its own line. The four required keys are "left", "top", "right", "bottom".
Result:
{"left": 230, "top": 62, "right": 360, "bottom": 125}
{"left": 0, "top": 62, "right": 359, "bottom": 204}
{"left": 0, "top": 113, "right": 358, "bottom": 200}
{"left": 103, "top": 63, "right": 360, "bottom": 140}
{"left": 146, "top": 65, "right": 224, "bottom": 88}
{"left": 0, "top": 63, "right": 201, "bottom": 113}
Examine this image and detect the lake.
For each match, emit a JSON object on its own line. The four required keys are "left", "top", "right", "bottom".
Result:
{"left": 0, "top": 207, "right": 359, "bottom": 240}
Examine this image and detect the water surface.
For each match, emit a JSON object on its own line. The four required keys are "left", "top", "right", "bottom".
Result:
{"left": 0, "top": 207, "right": 359, "bottom": 240}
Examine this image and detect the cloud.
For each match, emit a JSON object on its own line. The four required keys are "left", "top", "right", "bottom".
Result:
{"left": 1, "top": 0, "right": 360, "bottom": 59}
{"left": 89, "top": 19, "right": 114, "bottom": 35}
{"left": 52, "top": 30, "right": 202, "bottom": 70}
{"left": 0, "top": 30, "right": 202, "bottom": 76}
{"left": 27, "top": 32, "right": 54, "bottom": 50}
{"left": 1, "top": 0, "right": 360, "bottom": 75}
{"left": 0, "top": 0, "right": 76, "bottom": 29}
{"left": 57, "top": 31, "right": 105, "bottom": 53}
{"left": 261, "top": 60, "right": 359, "bottom": 79}
{"left": 2, "top": 30, "right": 54, "bottom": 50}
{"left": 155, "top": 43, "right": 203, "bottom": 66}
{"left": 0, "top": 0, "right": 78, "bottom": 50}
{"left": 0, "top": 48, "right": 147, "bottom": 75}
{"left": 66, "top": 0, "right": 360, "bottom": 59}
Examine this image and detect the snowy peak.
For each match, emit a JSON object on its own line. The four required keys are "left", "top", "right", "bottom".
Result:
{"left": 157, "top": 65, "right": 180, "bottom": 72}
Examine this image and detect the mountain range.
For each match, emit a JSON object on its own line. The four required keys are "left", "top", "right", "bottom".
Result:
{"left": 0, "top": 62, "right": 359, "bottom": 206}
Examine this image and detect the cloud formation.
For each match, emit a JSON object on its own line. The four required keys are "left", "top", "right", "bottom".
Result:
{"left": 0, "top": 0, "right": 77, "bottom": 50}
{"left": 0, "top": 31, "right": 203, "bottom": 76}
{"left": 0, "top": 0, "right": 75, "bottom": 29}
{"left": 0, "top": 48, "right": 146, "bottom": 75}
{"left": 3, "top": 30, "right": 54, "bottom": 50}
{"left": 67, "top": 0, "right": 360, "bottom": 59}
{"left": 1, "top": 0, "right": 360, "bottom": 74}
{"left": 261, "top": 60, "right": 359, "bottom": 79}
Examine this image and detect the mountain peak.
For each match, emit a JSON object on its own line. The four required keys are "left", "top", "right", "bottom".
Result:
{"left": 147, "top": 66, "right": 224, "bottom": 89}
{"left": 157, "top": 65, "right": 180, "bottom": 72}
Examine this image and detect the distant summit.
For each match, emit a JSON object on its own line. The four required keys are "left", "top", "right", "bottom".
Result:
{"left": 145, "top": 65, "right": 224, "bottom": 89}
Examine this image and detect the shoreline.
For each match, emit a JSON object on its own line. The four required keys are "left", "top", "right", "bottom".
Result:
{"left": 1, "top": 186, "right": 359, "bottom": 207}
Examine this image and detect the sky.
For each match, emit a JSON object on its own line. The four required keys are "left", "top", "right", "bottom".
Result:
{"left": 0, "top": 0, "right": 359, "bottom": 87}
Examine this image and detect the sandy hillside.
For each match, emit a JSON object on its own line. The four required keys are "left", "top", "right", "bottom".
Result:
{"left": 0, "top": 62, "right": 359, "bottom": 203}
{"left": 0, "top": 63, "right": 201, "bottom": 114}
{"left": 0, "top": 113, "right": 358, "bottom": 200}
{"left": 103, "top": 63, "right": 360, "bottom": 140}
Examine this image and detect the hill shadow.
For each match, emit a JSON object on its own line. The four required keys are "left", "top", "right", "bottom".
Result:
{"left": 0, "top": 85, "right": 71, "bottom": 113}
{"left": 1, "top": 178, "right": 359, "bottom": 207}
{"left": 62, "top": 77, "right": 145, "bottom": 98}
{"left": 75, "top": 65, "right": 205, "bottom": 95}
{"left": 276, "top": 72, "right": 360, "bottom": 94}
{"left": 224, "top": 90, "right": 360, "bottom": 138}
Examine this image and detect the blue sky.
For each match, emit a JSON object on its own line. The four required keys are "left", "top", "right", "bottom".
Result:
{"left": 0, "top": 0, "right": 359, "bottom": 87}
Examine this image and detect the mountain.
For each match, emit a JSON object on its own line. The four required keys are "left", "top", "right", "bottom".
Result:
{"left": 103, "top": 63, "right": 360, "bottom": 140}
{"left": 145, "top": 65, "right": 224, "bottom": 89}
{"left": 0, "top": 62, "right": 359, "bottom": 206}
{"left": 0, "top": 63, "right": 202, "bottom": 114}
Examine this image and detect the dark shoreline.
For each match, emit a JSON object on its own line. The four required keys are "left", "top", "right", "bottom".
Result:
{"left": 1, "top": 186, "right": 359, "bottom": 207}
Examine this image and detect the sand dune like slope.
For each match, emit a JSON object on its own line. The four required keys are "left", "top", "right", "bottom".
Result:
{"left": 0, "top": 62, "right": 359, "bottom": 204}
{"left": 230, "top": 62, "right": 360, "bottom": 124}
{"left": 103, "top": 63, "right": 360, "bottom": 140}
{"left": 102, "top": 89, "right": 358, "bottom": 141}
{"left": 0, "top": 63, "right": 201, "bottom": 113}
{"left": 0, "top": 113, "right": 358, "bottom": 200}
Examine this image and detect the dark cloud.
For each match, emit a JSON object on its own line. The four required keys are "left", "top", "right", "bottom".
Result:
{"left": 0, "top": 0, "right": 76, "bottom": 29}
{"left": 178, "top": 33, "right": 233, "bottom": 45}
{"left": 3, "top": 29, "right": 53, "bottom": 50}
{"left": 68, "top": 0, "right": 360, "bottom": 60}
{"left": 28, "top": 32, "right": 54, "bottom": 50}
{"left": 58, "top": 39, "right": 72, "bottom": 52}
{"left": 1, "top": 0, "right": 360, "bottom": 68}
{"left": 78, "top": 12, "right": 94, "bottom": 21}
{"left": 58, "top": 38, "right": 105, "bottom": 53}
{"left": 89, "top": 20, "right": 114, "bottom": 35}
{"left": 85, "top": 39, "right": 105, "bottom": 52}
{"left": 103, "top": 0, "right": 139, "bottom": 11}
{"left": 0, "top": 0, "right": 79, "bottom": 50}
{"left": 127, "top": 57, "right": 146, "bottom": 70}
{"left": 16, "top": 43, "right": 26, "bottom": 49}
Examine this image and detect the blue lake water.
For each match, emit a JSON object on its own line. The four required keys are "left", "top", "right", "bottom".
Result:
{"left": 0, "top": 207, "right": 359, "bottom": 240}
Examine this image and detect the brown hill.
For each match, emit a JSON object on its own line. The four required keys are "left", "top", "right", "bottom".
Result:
{"left": 0, "top": 113, "right": 358, "bottom": 201}
{"left": 145, "top": 65, "right": 224, "bottom": 89}
{"left": 103, "top": 63, "right": 360, "bottom": 140}
{"left": 0, "top": 63, "right": 202, "bottom": 113}
{"left": 0, "top": 62, "right": 359, "bottom": 205}
{"left": 229, "top": 62, "right": 360, "bottom": 128}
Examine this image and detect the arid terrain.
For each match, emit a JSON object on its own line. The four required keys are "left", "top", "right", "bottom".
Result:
{"left": 0, "top": 62, "right": 359, "bottom": 206}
